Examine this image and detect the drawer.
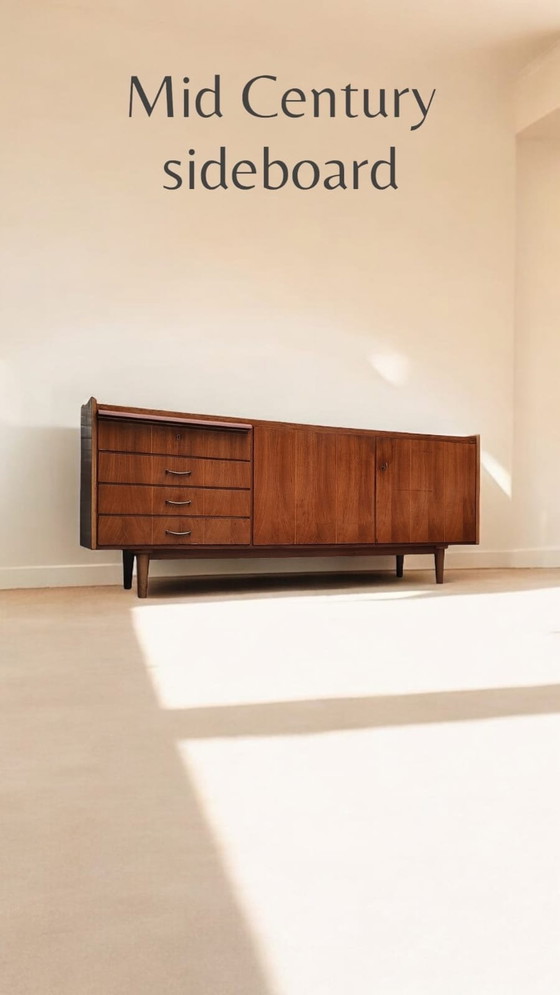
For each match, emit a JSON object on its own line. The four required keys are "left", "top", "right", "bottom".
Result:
{"left": 151, "top": 424, "right": 251, "bottom": 461}
{"left": 98, "top": 516, "right": 153, "bottom": 546}
{"left": 98, "top": 453, "right": 252, "bottom": 489}
{"left": 152, "top": 486, "right": 251, "bottom": 517}
{"left": 98, "top": 484, "right": 251, "bottom": 518}
{"left": 153, "top": 517, "right": 251, "bottom": 545}
{"left": 98, "top": 421, "right": 151, "bottom": 454}
{"left": 98, "top": 419, "right": 251, "bottom": 460}
{"left": 98, "top": 516, "right": 251, "bottom": 546}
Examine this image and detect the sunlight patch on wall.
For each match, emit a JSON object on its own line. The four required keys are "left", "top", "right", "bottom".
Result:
{"left": 368, "top": 350, "right": 410, "bottom": 386}
{"left": 481, "top": 449, "right": 512, "bottom": 497}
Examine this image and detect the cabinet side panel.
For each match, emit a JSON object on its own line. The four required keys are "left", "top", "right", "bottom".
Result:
{"left": 295, "top": 429, "right": 337, "bottom": 544}
{"left": 80, "top": 398, "right": 97, "bottom": 548}
{"left": 336, "top": 435, "right": 375, "bottom": 543}
{"left": 253, "top": 426, "right": 296, "bottom": 544}
{"left": 444, "top": 441, "right": 478, "bottom": 542}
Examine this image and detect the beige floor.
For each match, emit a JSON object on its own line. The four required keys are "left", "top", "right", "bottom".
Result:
{"left": 2, "top": 568, "right": 560, "bottom": 995}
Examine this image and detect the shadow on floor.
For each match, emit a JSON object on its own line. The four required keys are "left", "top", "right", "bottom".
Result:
{"left": 2, "top": 596, "right": 273, "bottom": 995}
{"left": 141, "top": 567, "right": 560, "bottom": 604}
{"left": 164, "top": 684, "right": 560, "bottom": 740}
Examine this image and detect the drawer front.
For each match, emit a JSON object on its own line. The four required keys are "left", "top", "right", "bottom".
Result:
{"left": 98, "top": 516, "right": 251, "bottom": 546}
{"left": 152, "top": 517, "right": 251, "bottom": 545}
{"left": 151, "top": 486, "right": 251, "bottom": 517}
{"left": 151, "top": 425, "right": 251, "bottom": 461}
{"left": 98, "top": 421, "right": 151, "bottom": 454}
{"left": 98, "top": 516, "right": 152, "bottom": 546}
{"left": 98, "top": 484, "right": 152, "bottom": 515}
{"left": 98, "top": 484, "right": 251, "bottom": 518}
{"left": 98, "top": 419, "right": 251, "bottom": 460}
{"left": 98, "top": 453, "right": 252, "bottom": 489}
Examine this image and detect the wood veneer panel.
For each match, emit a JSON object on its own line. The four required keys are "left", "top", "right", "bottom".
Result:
{"left": 153, "top": 486, "right": 251, "bottom": 518}
{"left": 375, "top": 438, "right": 446, "bottom": 543}
{"left": 98, "top": 419, "right": 251, "bottom": 460}
{"left": 98, "top": 453, "right": 251, "bottom": 489}
{"left": 444, "top": 441, "right": 477, "bottom": 542}
{"left": 98, "top": 421, "right": 152, "bottom": 454}
{"left": 98, "top": 516, "right": 153, "bottom": 546}
{"left": 335, "top": 434, "right": 375, "bottom": 543}
{"left": 151, "top": 424, "right": 250, "bottom": 460}
{"left": 99, "top": 516, "right": 251, "bottom": 546}
{"left": 98, "top": 484, "right": 251, "bottom": 517}
{"left": 253, "top": 426, "right": 296, "bottom": 544}
{"left": 295, "top": 429, "right": 337, "bottom": 544}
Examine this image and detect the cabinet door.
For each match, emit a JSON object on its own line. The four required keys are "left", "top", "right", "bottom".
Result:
{"left": 253, "top": 425, "right": 296, "bottom": 544}
{"left": 336, "top": 435, "right": 375, "bottom": 542}
{"left": 295, "top": 430, "right": 337, "bottom": 543}
{"left": 375, "top": 437, "right": 477, "bottom": 544}
{"left": 376, "top": 437, "right": 444, "bottom": 543}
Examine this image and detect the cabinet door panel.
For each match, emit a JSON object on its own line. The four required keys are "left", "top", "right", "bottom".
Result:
{"left": 253, "top": 426, "right": 296, "bottom": 544}
{"left": 376, "top": 437, "right": 477, "bottom": 544}
{"left": 444, "top": 442, "right": 478, "bottom": 542}
{"left": 336, "top": 435, "right": 375, "bottom": 543}
{"left": 295, "top": 430, "right": 337, "bottom": 544}
{"left": 375, "top": 438, "right": 445, "bottom": 543}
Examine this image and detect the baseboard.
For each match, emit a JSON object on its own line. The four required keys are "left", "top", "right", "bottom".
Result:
{"left": 1, "top": 547, "right": 560, "bottom": 590}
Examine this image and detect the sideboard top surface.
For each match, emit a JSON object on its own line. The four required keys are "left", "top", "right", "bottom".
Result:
{"left": 91, "top": 398, "right": 478, "bottom": 445}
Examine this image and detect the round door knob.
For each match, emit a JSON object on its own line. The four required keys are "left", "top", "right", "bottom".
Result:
{"left": 380, "top": 461, "right": 389, "bottom": 471}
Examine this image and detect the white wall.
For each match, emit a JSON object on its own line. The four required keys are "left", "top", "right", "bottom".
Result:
{"left": 0, "top": 2, "right": 529, "bottom": 587}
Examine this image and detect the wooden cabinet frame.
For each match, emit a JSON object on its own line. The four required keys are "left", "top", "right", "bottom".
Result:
{"left": 81, "top": 398, "right": 480, "bottom": 597}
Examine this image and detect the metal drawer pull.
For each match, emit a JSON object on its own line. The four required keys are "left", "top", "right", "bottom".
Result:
{"left": 165, "top": 529, "right": 192, "bottom": 536}
{"left": 165, "top": 469, "right": 192, "bottom": 475}
{"left": 165, "top": 499, "right": 192, "bottom": 506}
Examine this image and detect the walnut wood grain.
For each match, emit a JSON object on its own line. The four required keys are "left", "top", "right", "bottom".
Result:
{"left": 98, "top": 420, "right": 251, "bottom": 461}
{"left": 336, "top": 434, "right": 375, "bottom": 543}
{"left": 443, "top": 441, "right": 477, "bottom": 542}
{"left": 83, "top": 397, "right": 480, "bottom": 594}
{"left": 295, "top": 428, "right": 337, "bottom": 544}
{"left": 253, "top": 425, "right": 296, "bottom": 544}
{"left": 98, "top": 484, "right": 251, "bottom": 518}
{"left": 98, "top": 516, "right": 251, "bottom": 546}
{"left": 376, "top": 438, "right": 446, "bottom": 543}
{"left": 98, "top": 453, "right": 251, "bottom": 489}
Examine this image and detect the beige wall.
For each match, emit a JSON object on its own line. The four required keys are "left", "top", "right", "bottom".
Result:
{"left": 514, "top": 138, "right": 560, "bottom": 559}
{"left": 0, "top": 2, "right": 540, "bottom": 587}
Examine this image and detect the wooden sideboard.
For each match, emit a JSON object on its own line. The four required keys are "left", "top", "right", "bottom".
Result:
{"left": 80, "top": 397, "right": 479, "bottom": 597}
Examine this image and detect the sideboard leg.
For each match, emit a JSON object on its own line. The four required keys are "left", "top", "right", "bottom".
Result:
{"left": 434, "top": 547, "right": 445, "bottom": 584}
{"left": 396, "top": 554, "right": 404, "bottom": 578}
{"left": 122, "top": 550, "right": 134, "bottom": 590}
{"left": 136, "top": 554, "right": 150, "bottom": 599}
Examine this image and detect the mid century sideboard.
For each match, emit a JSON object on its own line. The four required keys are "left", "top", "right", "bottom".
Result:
{"left": 80, "top": 397, "right": 479, "bottom": 597}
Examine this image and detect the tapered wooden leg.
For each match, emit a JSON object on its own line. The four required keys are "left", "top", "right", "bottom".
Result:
{"left": 136, "top": 553, "right": 150, "bottom": 599}
{"left": 396, "top": 554, "right": 404, "bottom": 578}
{"left": 122, "top": 550, "right": 134, "bottom": 590}
{"left": 434, "top": 547, "right": 445, "bottom": 584}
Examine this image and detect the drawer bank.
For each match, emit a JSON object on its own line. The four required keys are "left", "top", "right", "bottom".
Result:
{"left": 80, "top": 398, "right": 480, "bottom": 598}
